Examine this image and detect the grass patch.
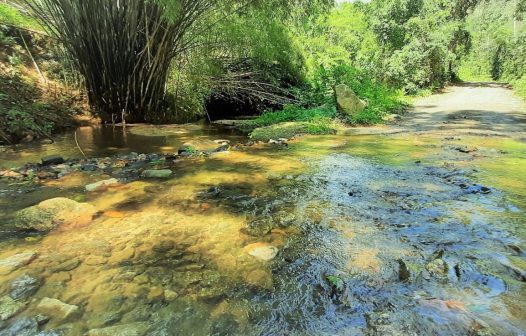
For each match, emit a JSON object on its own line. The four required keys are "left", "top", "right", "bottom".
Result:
{"left": 249, "top": 120, "right": 336, "bottom": 141}
{"left": 0, "top": 4, "right": 42, "bottom": 31}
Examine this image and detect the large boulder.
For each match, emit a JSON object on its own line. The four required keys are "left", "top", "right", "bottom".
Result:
{"left": 334, "top": 84, "right": 367, "bottom": 116}
{"left": 14, "top": 198, "right": 97, "bottom": 232}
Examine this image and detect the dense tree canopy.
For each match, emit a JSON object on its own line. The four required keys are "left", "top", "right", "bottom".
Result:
{"left": 5, "top": 0, "right": 523, "bottom": 125}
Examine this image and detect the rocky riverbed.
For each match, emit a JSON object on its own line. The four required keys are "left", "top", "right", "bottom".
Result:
{"left": 0, "top": 125, "right": 524, "bottom": 335}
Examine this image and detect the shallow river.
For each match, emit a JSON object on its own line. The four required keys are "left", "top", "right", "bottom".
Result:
{"left": 0, "top": 125, "right": 524, "bottom": 335}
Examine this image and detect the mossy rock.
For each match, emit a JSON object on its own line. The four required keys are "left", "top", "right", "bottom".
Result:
{"left": 14, "top": 197, "right": 96, "bottom": 232}
{"left": 250, "top": 122, "right": 335, "bottom": 142}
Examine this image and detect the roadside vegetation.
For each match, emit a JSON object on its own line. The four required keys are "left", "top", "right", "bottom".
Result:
{"left": 0, "top": 0, "right": 525, "bottom": 143}
{"left": 459, "top": 0, "right": 526, "bottom": 99}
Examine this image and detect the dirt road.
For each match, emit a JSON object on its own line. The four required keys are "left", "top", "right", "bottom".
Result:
{"left": 349, "top": 82, "right": 526, "bottom": 137}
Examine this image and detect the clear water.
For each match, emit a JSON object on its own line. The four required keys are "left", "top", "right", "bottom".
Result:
{"left": 0, "top": 126, "right": 524, "bottom": 335}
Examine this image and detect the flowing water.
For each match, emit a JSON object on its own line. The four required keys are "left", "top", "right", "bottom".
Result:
{"left": 0, "top": 125, "right": 525, "bottom": 335}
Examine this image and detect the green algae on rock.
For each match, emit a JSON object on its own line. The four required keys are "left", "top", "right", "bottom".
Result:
{"left": 14, "top": 198, "right": 97, "bottom": 232}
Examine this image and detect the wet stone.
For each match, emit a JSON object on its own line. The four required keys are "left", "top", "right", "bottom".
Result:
{"left": 0, "top": 317, "right": 38, "bottom": 336}
{"left": 398, "top": 259, "right": 411, "bottom": 282}
{"left": 81, "top": 164, "right": 98, "bottom": 172}
{"left": 87, "top": 311, "right": 123, "bottom": 329}
{"left": 9, "top": 274, "right": 41, "bottom": 300}
{"left": 14, "top": 198, "right": 97, "bottom": 232}
{"left": 41, "top": 156, "right": 65, "bottom": 166}
{"left": 152, "top": 240, "right": 175, "bottom": 253}
{"left": 164, "top": 289, "right": 178, "bottom": 302}
{"left": 426, "top": 258, "right": 448, "bottom": 276}
{"left": 464, "top": 184, "right": 491, "bottom": 194}
{"left": 147, "top": 287, "right": 164, "bottom": 302}
{"left": 52, "top": 258, "right": 80, "bottom": 272}
{"left": 0, "top": 252, "right": 38, "bottom": 275}
{"left": 141, "top": 169, "right": 172, "bottom": 179}
{"left": 87, "top": 322, "right": 150, "bottom": 336}
{"left": 245, "top": 243, "right": 279, "bottom": 261}
{"left": 36, "top": 298, "right": 79, "bottom": 322}
{"left": 242, "top": 218, "right": 273, "bottom": 237}
{"left": 85, "top": 178, "right": 120, "bottom": 192}
{"left": 0, "top": 296, "right": 26, "bottom": 321}
{"left": 35, "top": 314, "right": 50, "bottom": 326}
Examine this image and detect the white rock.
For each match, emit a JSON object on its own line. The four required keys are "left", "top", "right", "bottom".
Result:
{"left": 246, "top": 244, "right": 279, "bottom": 261}
{"left": 85, "top": 178, "right": 119, "bottom": 192}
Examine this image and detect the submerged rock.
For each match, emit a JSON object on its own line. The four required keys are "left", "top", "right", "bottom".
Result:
{"left": 398, "top": 259, "right": 411, "bottom": 282}
{"left": 9, "top": 274, "right": 41, "bottom": 300}
{"left": 36, "top": 298, "right": 79, "bottom": 322}
{"left": 335, "top": 84, "right": 367, "bottom": 115}
{"left": 0, "top": 296, "right": 26, "bottom": 321}
{"left": 141, "top": 169, "right": 173, "bottom": 179}
{"left": 426, "top": 258, "right": 448, "bottom": 276}
{"left": 463, "top": 184, "right": 491, "bottom": 194}
{"left": 14, "top": 198, "right": 96, "bottom": 232}
{"left": 41, "top": 156, "right": 65, "bottom": 166}
{"left": 0, "top": 317, "right": 38, "bottom": 336}
{"left": 213, "top": 144, "right": 230, "bottom": 152}
{"left": 85, "top": 178, "right": 120, "bottom": 192}
{"left": 86, "top": 322, "right": 150, "bottom": 336}
{"left": 245, "top": 243, "right": 279, "bottom": 261}
{"left": 0, "top": 252, "right": 38, "bottom": 275}
{"left": 242, "top": 217, "right": 274, "bottom": 237}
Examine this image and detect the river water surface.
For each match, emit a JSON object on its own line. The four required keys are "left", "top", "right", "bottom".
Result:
{"left": 0, "top": 125, "right": 524, "bottom": 335}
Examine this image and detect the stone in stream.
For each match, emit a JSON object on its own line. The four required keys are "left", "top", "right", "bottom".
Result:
{"left": 85, "top": 178, "right": 120, "bottom": 191}
{"left": 9, "top": 274, "right": 41, "bottom": 300}
{"left": 242, "top": 217, "right": 274, "bottom": 237}
{"left": 14, "top": 198, "right": 97, "bottom": 232}
{"left": 51, "top": 258, "right": 80, "bottom": 272}
{"left": 426, "top": 258, "right": 448, "bottom": 276}
{"left": 36, "top": 298, "right": 79, "bottom": 322}
{"left": 398, "top": 259, "right": 411, "bottom": 282}
{"left": 0, "top": 317, "right": 38, "bottom": 336}
{"left": 41, "top": 156, "right": 65, "bottom": 166}
{"left": 0, "top": 252, "right": 38, "bottom": 275}
{"left": 141, "top": 169, "right": 173, "bottom": 179}
{"left": 213, "top": 144, "right": 230, "bottom": 152}
{"left": 81, "top": 163, "right": 99, "bottom": 172}
{"left": 464, "top": 184, "right": 491, "bottom": 194}
{"left": 244, "top": 243, "right": 279, "bottom": 261}
{"left": 0, "top": 296, "right": 26, "bottom": 321}
{"left": 86, "top": 322, "right": 150, "bottom": 336}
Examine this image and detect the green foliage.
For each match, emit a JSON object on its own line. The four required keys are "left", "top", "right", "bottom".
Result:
{"left": 0, "top": 3, "right": 41, "bottom": 30}
{"left": 2, "top": 108, "right": 53, "bottom": 137}
{"left": 0, "top": 70, "right": 77, "bottom": 144}
{"left": 326, "top": 275, "right": 345, "bottom": 291}
{"left": 459, "top": 0, "right": 526, "bottom": 100}
{"left": 512, "top": 76, "right": 526, "bottom": 100}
